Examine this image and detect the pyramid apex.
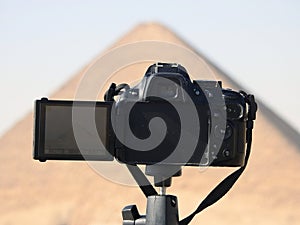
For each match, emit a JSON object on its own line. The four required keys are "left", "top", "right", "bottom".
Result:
{"left": 111, "top": 21, "right": 186, "bottom": 47}
{"left": 134, "top": 21, "right": 170, "bottom": 29}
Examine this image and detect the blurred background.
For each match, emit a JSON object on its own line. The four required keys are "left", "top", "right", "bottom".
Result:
{"left": 1, "top": 0, "right": 300, "bottom": 137}
{"left": 1, "top": 1, "right": 300, "bottom": 225}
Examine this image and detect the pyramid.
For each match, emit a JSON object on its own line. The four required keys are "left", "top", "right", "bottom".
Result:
{"left": 1, "top": 22, "right": 299, "bottom": 225}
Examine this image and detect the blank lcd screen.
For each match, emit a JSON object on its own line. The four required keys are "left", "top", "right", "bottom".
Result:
{"left": 34, "top": 99, "right": 114, "bottom": 161}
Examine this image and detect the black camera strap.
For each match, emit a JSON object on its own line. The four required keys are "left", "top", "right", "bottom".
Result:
{"left": 126, "top": 164, "right": 158, "bottom": 197}
{"left": 179, "top": 93, "right": 257, "bottom": 225}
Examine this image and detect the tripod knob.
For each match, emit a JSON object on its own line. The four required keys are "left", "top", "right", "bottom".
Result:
{"left": 122, "top": 205, "right": 146, "bottom": 225}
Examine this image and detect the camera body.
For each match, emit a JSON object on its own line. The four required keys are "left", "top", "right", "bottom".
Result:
{"left": 33, "top": 62, "right": 248, "bottom": 167}
{"left": 113, "top": 63, "right": 247, "bottom": 167}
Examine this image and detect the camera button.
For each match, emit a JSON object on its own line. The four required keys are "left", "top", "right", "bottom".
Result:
{"left": 222, "top": 149, "right": 230, "bottom": 157}
{"left": 194, "top": 89, "right": 200, "bottom": 95}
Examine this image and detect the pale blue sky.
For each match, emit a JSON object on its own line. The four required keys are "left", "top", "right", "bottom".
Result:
{"left": 1, "top": 0, "right": 300, "bottom": 136}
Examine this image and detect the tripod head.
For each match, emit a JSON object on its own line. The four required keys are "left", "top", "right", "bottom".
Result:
{"left": 122, "top": 165, "right": 181, "bottom": 225}
{"left": 145, "top": 165, "right": 182, "bottom": 194}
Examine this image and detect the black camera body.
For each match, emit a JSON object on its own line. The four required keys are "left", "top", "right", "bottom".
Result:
{"left": 33, "top": 62, "right": 248, "bottom": 167}
{"left": 113, "top": 63, "right": 247, "bottom": 167}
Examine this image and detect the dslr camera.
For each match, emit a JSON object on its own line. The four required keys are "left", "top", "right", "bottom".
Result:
{"left": 34, "top": 63, "right": 247, "bottom": 167}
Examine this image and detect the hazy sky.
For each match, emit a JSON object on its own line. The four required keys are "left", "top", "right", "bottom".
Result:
{"left": 1, "top": 0, "right": 300, "bottom": 136}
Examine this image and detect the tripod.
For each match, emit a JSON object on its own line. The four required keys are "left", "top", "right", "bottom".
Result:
{"left": 122, "top": 165, "right": 182, "bottom": 225}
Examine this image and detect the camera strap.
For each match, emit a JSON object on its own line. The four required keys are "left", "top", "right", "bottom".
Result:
{"left": 180, "top": 92, "right": 257, "bottom": 225}
{"left": 126, "top": 164, "right": 158, "bottom": 197}
{"left": 122, "top": 88, "right": 257, "bottom": 224}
